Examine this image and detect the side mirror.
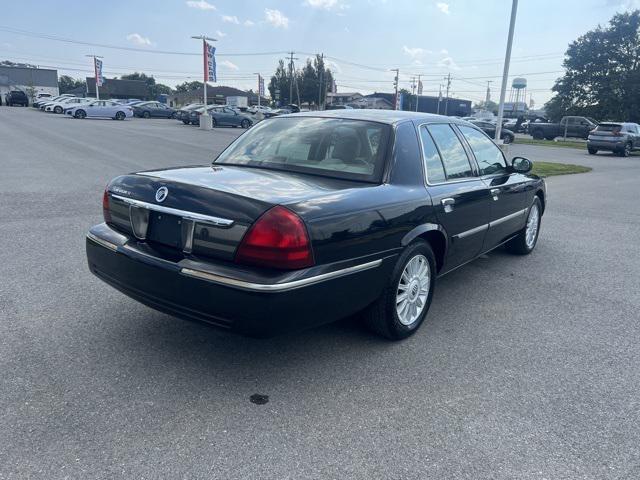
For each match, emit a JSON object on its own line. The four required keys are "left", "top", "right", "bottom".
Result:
{"left": 511, "top": 156, "right": 533, "bottom": 173}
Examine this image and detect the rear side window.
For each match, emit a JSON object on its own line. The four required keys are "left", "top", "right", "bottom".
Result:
{"left": 458, "top": 125, "right": 507, "bottom": 176}
{"left": 419, "top": 126, "right": 446, "bottom": 183}
{"left": 427, "top": 124, "right": 474, "bottom": 180}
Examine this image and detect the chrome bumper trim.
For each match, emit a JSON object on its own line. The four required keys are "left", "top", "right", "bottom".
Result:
{"left": 111, "top": 194, "right": 234, "bottom": 228}
{"left": 87, "top": 232, "right": 118, "bottom": 252}
{"left": 181, "top": 259, "right": 383, "bottom": 293}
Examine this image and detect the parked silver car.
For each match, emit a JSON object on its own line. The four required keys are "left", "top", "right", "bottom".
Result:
{"left": 587, "top": 122, "right": 640, "bottom": 157}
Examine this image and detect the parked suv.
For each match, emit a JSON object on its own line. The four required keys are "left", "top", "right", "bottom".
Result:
{"left": 587, "top": 122, "right": 640, "bottom": 157}
{"left": 5, "top": 90, "right": 29, "bottom": 107}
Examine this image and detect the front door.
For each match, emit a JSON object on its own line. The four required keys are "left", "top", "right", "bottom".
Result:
{"left": 456, "top": 124, "right": 529, "bottom": 249}
{"left": 420, "top": 124, "right": 492, "bottom": 269}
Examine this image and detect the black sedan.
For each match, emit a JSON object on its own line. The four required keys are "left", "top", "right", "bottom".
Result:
{"left": 87, "top": 110, "right": 546, "bottom": 339}
{"left": 471, "top": 120, "right": 516, "bottom": 144}
{"left": 132, "top": 102, "right": 177, "bottom": 119}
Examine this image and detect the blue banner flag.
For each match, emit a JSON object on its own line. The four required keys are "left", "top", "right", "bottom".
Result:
{"left": 204, "top": 41, "right": 216, "bottom": 83}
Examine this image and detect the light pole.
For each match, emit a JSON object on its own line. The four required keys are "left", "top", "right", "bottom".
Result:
{"left": 495, "top": 0, "right": 518, "bottom": 143}
{"left": 85, "top": 54, "right": 103, "bottom": 100}
{"left": 253, "top": 72, "right": 261, "bottom": 108}
{"left": 390, "top": 69, "right": 399, "bottom": 110}
{"left": 191, "top": 35, "right": 217, "bottom": 130}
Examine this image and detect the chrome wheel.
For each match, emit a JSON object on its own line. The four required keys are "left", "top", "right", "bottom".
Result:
{"left": 396, "top": 254, "right": 430, "bottom": 326}
{"left": 525, "top": 204, "right": 540, "bottom": 249}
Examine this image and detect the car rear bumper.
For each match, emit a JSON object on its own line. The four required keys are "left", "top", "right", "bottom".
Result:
{"left": 587, "top": 139, "right": 625, "bottom": 151}
{"left": 86, "top": 223, "right": 394, "bottom": 336}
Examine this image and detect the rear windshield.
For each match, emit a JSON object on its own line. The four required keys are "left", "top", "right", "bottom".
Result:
{"left": 214, "top": 117, "right": 391, "bottom": 182}
{"left": 596, "top": 124, "right": 622, "bottom": 132}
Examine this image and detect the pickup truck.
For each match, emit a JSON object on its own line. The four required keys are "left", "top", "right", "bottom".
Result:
{"left": 529, "top": 116, "right": 598, "bottom": 141}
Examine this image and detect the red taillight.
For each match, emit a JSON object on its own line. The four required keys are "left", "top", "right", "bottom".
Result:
{"left": 235, "top": 206, "right": 314, "bottom": 270}
{"left": 102, "top": 188, "right": 112, "bottom": 224}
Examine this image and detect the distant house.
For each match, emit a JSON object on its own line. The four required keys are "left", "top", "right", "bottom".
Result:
{"left": 326, "top": 92, "right": 363, "bottom": 106}
{"left": 168, "top": 86, "right": 268, "bottom": 108}
{"left": 75, "top": 77, "right": 150, "bottom": 100}
{"left": 351, "top": 96, "right": 394, "bottom": 110}
{"left": 0, "top": 66, "right": 58, "bottom": 101}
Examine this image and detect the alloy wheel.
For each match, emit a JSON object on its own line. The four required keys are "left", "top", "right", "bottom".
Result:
{"left": 396, "top": 254, "right": 430, "bottom": 326}
{"left": 525, "top": 204, "right": 540, "bottom": 249}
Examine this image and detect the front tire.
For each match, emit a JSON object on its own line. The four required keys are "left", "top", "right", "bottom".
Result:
{"left": 619, "top": 142, "right": 632, "bottom": 157}
{"left": 506, "top": 197, "right": 542, "bottom": 255}
{"left": 587, "top": 147, "right": 598, "bottom": 155}
{"left": 115, "top": 111, "right": 125, "bottom": 120}
{"left": 531, "top": 129, "right": 544, "bottom": 140}
{"left": 241, "top": 119, "right": 251, "bottom": 129}
{"left": 502, "top": 133, "right": 514, "bottom": 144}
{"left": 363, "top": 241, "right": 436, "bottom": 340}
{"left": 142, "top": 111, "right": 150, "bottom": 119}
{"left": 74, "top": 110, "right": 86, "bottom": 119}
{"left": 54, "top": 106, "right": 63, "bottom": 114}
{"left": 211, "top": 117, "right": 217, "bottom": 127}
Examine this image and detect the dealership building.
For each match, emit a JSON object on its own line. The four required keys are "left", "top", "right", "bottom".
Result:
{"left": 0, "top": 65, "right": 59, "bottom": 100}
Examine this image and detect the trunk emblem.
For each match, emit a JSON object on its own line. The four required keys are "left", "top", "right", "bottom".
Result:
{"left": 155, "top": 186, "right": 168, "bottom": 203}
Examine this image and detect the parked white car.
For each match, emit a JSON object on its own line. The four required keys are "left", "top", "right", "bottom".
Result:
{"left": 45, "top": 97, "right": 95, "bottom": 114}
{"left": 37, "top": 94, "right": 75, "bottom": 109}
{"left": 247, "top": 105, "right": 272, "bottom": 114}
{"left": 65, "top": 100, "right": 134, "bottom": 120}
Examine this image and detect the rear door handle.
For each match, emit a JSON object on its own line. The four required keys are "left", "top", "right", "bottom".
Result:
{"left": 441, "top": 197, "right": 455, "bottom": 213}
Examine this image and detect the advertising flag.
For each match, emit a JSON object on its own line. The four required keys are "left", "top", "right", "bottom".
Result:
{"left": 204, "top": 41, "right": 217, "bottom": 83}
{"left": 94, "top": 58, "right": 104, "bottom": 87}
{"left": 417, "top": 80, "right": 423, "bottom": 95}
{"left": 258, "top": 75, "right": 265, "bottom": 96}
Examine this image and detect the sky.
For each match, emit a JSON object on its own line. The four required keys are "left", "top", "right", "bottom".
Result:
{"left": 1, "top": 0, "right": 638, "bottom": 106}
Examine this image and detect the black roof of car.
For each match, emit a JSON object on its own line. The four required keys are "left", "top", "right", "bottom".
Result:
{"left": 282, "top": 109, "right": 469, "bottom": 126}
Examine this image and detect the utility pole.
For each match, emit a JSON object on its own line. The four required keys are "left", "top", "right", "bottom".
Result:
{"left": 318, "top": 53, "right": 324, "bottom": 110}
{"left": 485, "top": 80, "right": 493, "bottom": 104}
{"left": 191, "top": 34, "right": 217, "bottom": 130}
{"left": 287, "top": 51, "right": 298, "bottom": 105}
{"left": 444, "top": 73, "right": 451, "bottom": 116}
{"left": 85, "top": 54, "right": 103, "bottom": 100}
{"left": 495, "top": 0, "right": 518, "bottom": 142}
{"left": 415, "top": 74, "right": 422, "bottom": 112}
{"left": 437, "top": 84, "right": 443, "bottom": 114}
{"left": 390, "top": 68, "right": 399, "bottom": 110}
{"left": 253, "top": 72, "right": 261, "bottom": 107}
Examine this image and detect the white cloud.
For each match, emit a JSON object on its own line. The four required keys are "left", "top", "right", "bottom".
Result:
{"left": 186, "top": 0, "right": 216, "bottom": 10}
{"left": 440, "top": 48, "right": 448, "bottom": 54}
{"left": 220, "top": 60, "right": 239, "bottom": 70}
{"left": 402, "top": 46, "right": 431, "bottom": 58}
{"left": 244, "top": 19, "right": 255, "bottom": 26}
{"left": 264, "top": 8, "right": 289, "bottom": 28}
{"left": 222, "top": 15, "right": 240, "bottom": 24}
{"left": 438, "top": 56, "right": 460, "bottom": 70}
{"left": 216, "top": 30, "right": 227, "bottom": 38}
{"left": 126, "top": 33, "right": 153, "bottom": 46}
{"left": 326, "top": 60, "right": 342, "bottom": 73}
{"left": 304, "top": 0, "right": 347, "bottom": 9}
{"left": 436, "top": 2, "right": 450, "bottom": 14}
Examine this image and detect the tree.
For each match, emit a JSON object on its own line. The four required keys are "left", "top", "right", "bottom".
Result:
{"left": 268, "top": 55, "right": 334, "bottom": 108}
{"left": 58, "top": 75, "right": 86, "bottom": 94}
{"left": 545, "top": 11, "right": 640, "bottom": 122}
{"left": 473, "top": 100, "right": 498, "bottom": 114}
{"left": 175, "top": 81, "right": 204, "bottom": 93}
{"left": 120, "top": 72, "right": 173, "bottom": 99}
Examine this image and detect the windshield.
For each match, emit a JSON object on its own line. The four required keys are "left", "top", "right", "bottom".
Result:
{"left": 214, "top": 117, "right": 390, "bottom": 182}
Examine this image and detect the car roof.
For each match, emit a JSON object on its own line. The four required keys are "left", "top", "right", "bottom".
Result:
{"left": 282, "top": 109, "right": 467, "bottom": 126}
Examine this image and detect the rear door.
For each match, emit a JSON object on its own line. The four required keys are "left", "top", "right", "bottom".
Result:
{"left": 420, "top": 123, "right": 492, "bottom": 268}
{"left": 457, "top": 124, "right": 529, "bottom": 249}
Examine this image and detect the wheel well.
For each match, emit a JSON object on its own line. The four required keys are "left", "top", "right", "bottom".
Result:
{"left": 418, "top": 230, "right": 446, "bottom": 272}
{"left": 535, "top": 190, "right": 545, "bottom": 214}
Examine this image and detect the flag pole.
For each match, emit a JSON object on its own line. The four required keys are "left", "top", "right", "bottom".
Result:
{"left": 86, "top": 54, "right": 103, "bottom": 99}
{"left": 191, "top": 34, "right": 217, "bottom": 131}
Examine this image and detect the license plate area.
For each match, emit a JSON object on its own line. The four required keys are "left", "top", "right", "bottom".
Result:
{"left": 148, "top": 212, "right": 183, "bottom": 248}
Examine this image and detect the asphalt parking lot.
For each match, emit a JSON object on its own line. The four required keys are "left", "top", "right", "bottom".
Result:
{"left": 1, "top": 107, "right": 639, "bottom": 479}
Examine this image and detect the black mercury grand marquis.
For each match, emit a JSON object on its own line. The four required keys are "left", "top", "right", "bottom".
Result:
{"left": 86, "top": 110, "right": 546, "bottom": 339}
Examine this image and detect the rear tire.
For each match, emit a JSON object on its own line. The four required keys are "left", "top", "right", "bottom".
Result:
{"left": 211, "top": 118, "right": 217, "bottom": 127}
{"left": 115, "top": 111, "right": 125, "bottom": 121}
{"left": 506, "top": 197, "right": 542, "bottom": 255}
{"left": 54, "top": 106, "right": 63, "bottom": 114}
{"left": 143, "top": 111, "right": 150, "bottom": 119}
{"left": 619, "top": 142, "right": 632, "bottom": 157}
{"left": 531, "top": 129, "right": 544, "bottom": 140}
{"left": 363, "top": 241, "right": 436, "bottom": 340}
{"left": 587, "top": 147, "right": 598, "bottom": 155}
{"left": 241, "top": 119, "right": 251, "bottom": 129}
{"left": 545, "top": 135, "right": 555, "bottom": 141}
{"left": 74, "top": 110, "right": 86, "bottom": 119}
{"left": 182, "top": 120, "right": 190, "bottom": 125}
{"left": 502, "top": 133, "right": 514, "bottom": 144}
